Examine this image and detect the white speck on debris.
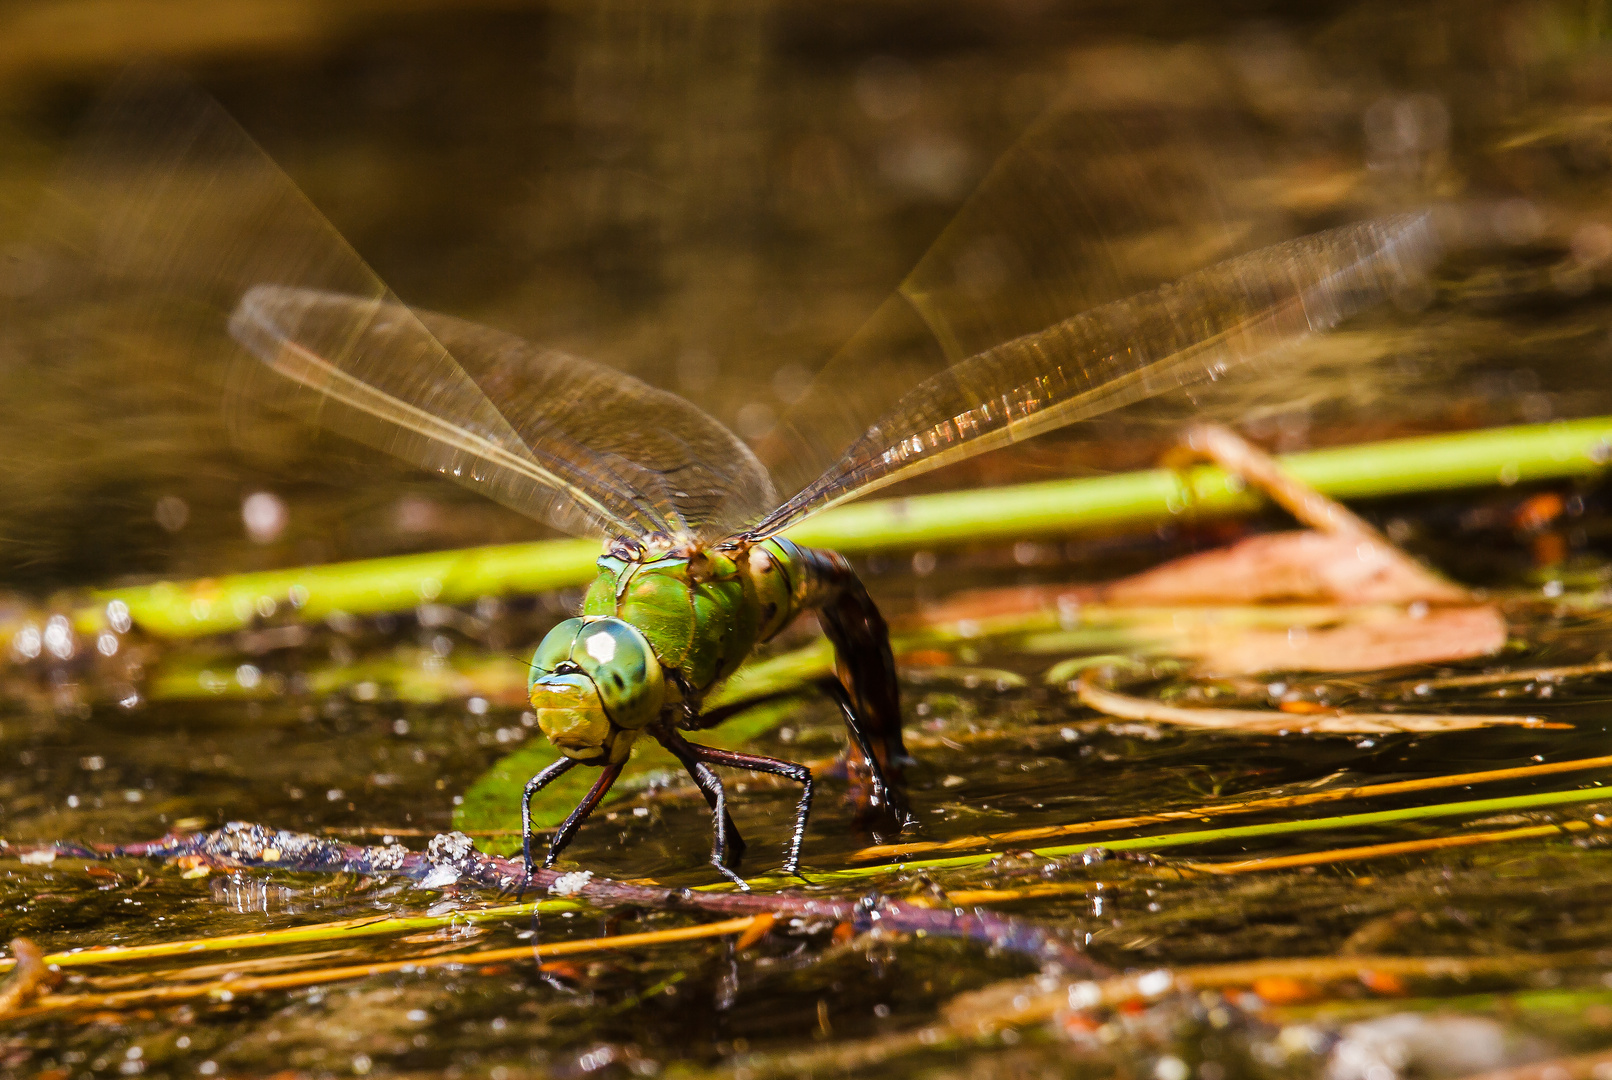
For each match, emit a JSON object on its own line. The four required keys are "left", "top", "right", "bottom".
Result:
{"left": 549, "top": 870, "right": 593, "bottom": 897}
{"left": 426, "top": 831, "right": 476, "bottom": 863}
{"left": 370, "top": 844, "right": 409, "bottom": 871}
{"left": 418, "top": 864, "right": 461, "bottom": 889}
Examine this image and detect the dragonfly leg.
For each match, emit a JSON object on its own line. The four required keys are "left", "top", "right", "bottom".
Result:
{"left": 656, "top": 727, "right": 750, "bottom": 890}
{"left": 519, "top": 756, "right": 580, "bottom": 895}
{"left": 687, "top": 742, "right": 814, "bottom": 875}
{"left": 542, "top": 761, "right": 626, "bottom": 868}
{"left": 812, "top": 674, "right": 914, "bottom": 831}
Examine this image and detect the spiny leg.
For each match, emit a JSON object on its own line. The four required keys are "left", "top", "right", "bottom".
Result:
{"left": 543, "top": 761, "right": 626, "bottom": 868}
{"left": 689, "top": 743, "right": 814, "bottom": 876}
{"left": 692, "top": 760, "right": 749, "bottom": 890}
{"left": 657, "top": 728, "right": 749, "bottom": 889}
{"left": 814, "top": 675, "right": 914, "bottom": 829}
{"left": 519, "top": 756, "right": 580, "bottom": 894}
{"left": 688, "top": 673, "right": 901, "bottom": 844}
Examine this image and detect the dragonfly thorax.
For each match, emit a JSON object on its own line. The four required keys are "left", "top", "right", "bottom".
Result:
{"left": 528, "top": 616, "right": 665, "bottom": 763}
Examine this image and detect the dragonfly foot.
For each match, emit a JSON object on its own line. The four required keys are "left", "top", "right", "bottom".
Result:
{"left": 712, "top": 861, "right": 751, "bottom": 891}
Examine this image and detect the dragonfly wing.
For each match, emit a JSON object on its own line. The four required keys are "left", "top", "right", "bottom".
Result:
{"left": 750, "top": 213, "right": 1437, "bottom": 537}
{"left": 744, "top": 106, "right": 1441, "bottom": 539}
{"left": 226, "top": 286, "right": 643, "bottom": 539}
{"left": 32, "top": 74, "right": 768, "bottom": 543}
{"left": 419, "top": 306, "right": 776, "bottom": 544}
{"left": 231, "top": 286, "right": 775, "bottom": 543}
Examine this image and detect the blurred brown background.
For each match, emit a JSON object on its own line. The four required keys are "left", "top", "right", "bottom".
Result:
{"left": 3, "top": 0, "right": 1611, "bottom": 589}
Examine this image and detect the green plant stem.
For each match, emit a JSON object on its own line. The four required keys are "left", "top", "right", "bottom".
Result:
{"left": 81, "top": 417, "right": 1612, "bottom": 637}
{"left": 768, "top": 785, "right": 1612, "bottom": 887}
{"left": 789, "top": 417, "right": 1612, "bottom": 550}
{"left": 0, "top": 899, "right": 578, "bottom": 973}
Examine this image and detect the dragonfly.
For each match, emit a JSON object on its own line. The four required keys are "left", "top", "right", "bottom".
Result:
{"left": 34, "top": 78, "right": 1439, "bottom": 887}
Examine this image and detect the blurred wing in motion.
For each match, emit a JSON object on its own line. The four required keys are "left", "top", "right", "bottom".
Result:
{"left": 746, "top": 105, "right": 1441, "bottom": 539}
{"left": 230, "top": 286, "right": 774, "bottom": 542}
{"left": 749, "top": 213, "right": 1437, "bottom": 537}
{"left": 24, "top": 74, "right": 771, "bottom": 544}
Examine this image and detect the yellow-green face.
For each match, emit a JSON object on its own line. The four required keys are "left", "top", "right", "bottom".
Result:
{"left": 527, "top": 616, "right": 665, "bottom": 764}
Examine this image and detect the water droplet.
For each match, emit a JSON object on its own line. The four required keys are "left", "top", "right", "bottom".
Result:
{"left": 242, "top": 491, "right": 289, "bottom": 543}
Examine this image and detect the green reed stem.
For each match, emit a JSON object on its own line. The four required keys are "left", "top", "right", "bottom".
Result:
{"left": 0, "top": 899, "right": 578, "bottom": 973}
{"left": 777, "top": 785, "right": 1612, "bottom": 886}
{"left": 82, "top": 416, "right": 1612, "bottom": 637}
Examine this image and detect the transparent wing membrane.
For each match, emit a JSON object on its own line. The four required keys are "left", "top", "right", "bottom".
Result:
{"left": 230, "top": 287, "right": 775, "bottom": 541}
{"left": 227, "top": 287, "right": 635, "bottom": 538}
{"left": 33, "top": 76, "right": 771, "bottom": 544}
{"left": 419, "top": 309, "right": 776, "bottom": 541}
{"left": 749, "top": 214, "right": 1436, "bottom": 537}
{"left": 25, "top": 80, "right": 1440, "bottom": 555}
{"left": 746, "top": 106, "right": 1441, "bottom": 539}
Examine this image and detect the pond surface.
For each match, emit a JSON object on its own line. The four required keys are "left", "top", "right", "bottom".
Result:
{"left": 8, "top": 2, "right": 1612, "bottom": 1078}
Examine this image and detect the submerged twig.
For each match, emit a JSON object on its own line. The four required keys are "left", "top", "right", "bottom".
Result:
{"left": 0, "top": 823, "right": 1104, "bottom": 977}
{"left": 0, "top": 939, "right": 54, "bottom": 1017}
{"left": 1411, "top": 659, "right": 1612, "bottom": 689}
{"left": 0, "top": 900, "right": 579, "bottom": 973}
{"left": 1077, "top": 671, "right": 1561, "bottom": 734}
{"left": 82, "top": 948, "right": 361, "bottom": 988}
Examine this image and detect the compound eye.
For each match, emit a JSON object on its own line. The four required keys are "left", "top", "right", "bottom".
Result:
{"left": 572, "top": 619, "right": 665, "bottom": 730}
{"left": 528, "top": 618, "right": 585, "bottom": 691}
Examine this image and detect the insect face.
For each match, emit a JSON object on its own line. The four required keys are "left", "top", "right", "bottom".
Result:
{"left": 528, "top": 616, "right": 666, "bottom": 764}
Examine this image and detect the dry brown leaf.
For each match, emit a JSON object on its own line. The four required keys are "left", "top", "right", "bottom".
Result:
{"left": 1100, "top": 530, "right": 1470, "bottom": 605}
{"left": 926, "top": 530, "right": 1476, "bottom": 625}
{"left": 920, "top": 425, "right": 1482, "bottom": 662}
{"left": 1183, "top": 602, "right": 1507, "bottom": 675}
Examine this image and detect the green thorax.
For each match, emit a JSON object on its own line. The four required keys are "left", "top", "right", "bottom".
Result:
{"left": 580, "top": 537, "right": 804, "bottom": 700}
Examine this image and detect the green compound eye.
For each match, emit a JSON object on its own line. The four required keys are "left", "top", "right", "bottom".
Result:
{"left": 569, "top": 617, "right": 665, "bottom": 730}
{"left": 528, "top": 618, "right": 586, "bottom": 691}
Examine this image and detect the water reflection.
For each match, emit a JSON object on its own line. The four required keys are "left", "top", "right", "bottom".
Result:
{"left": 209, "top": 871, "right": 304, "bottom": 916}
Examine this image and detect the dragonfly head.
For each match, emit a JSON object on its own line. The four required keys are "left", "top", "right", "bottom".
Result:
{"left": 528, "top": 616, "right": 665, "bottom": 764}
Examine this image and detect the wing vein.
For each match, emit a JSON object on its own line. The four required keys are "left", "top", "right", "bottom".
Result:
{"left": 749, "top": 213, "right": 1437, "bottom": 538}
{"left": 244, "top": 321, "right": 636, "bottom": 537}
